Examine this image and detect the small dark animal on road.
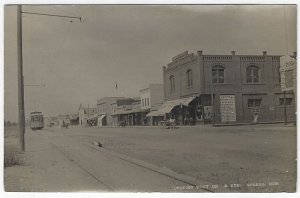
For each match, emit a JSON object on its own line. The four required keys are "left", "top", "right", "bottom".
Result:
{"left": 93, "top": 141, "right": 102, "bottom": 147}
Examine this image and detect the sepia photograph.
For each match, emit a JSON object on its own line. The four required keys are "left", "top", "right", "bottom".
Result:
{"left": 2, "top": 2, "right": 297, "bottom": 194}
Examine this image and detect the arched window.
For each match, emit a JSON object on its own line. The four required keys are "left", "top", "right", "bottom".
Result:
{"left": 186, "top": 69, "right": 193, "bottom": 87}
{"left": 246, "top": 65, "right": 259, "bottom": 83}
{"left": 212, "top": 65, "right": 224, "bottom": 83}
{"left": 170, "top": 75, "right": 175, "bottom": 92}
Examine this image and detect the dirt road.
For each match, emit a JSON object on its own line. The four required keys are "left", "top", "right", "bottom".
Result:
{"left": 4, "top": 127, "right": 202, "bottom": 192}
{"left": 4, "top": 124, "right": 296, "bottom": 192}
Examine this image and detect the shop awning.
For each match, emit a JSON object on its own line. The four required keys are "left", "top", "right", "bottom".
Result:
{"left": 181, "top": 96, "right": 197, "bottom": 106}
{"left": 155, "top": 96, "right": 197, "bottom": 115}
{"left": 99, "top": 114, "right": 106, "bottom": 120}
{"left": 146, "top": 110, "right": 165, "bottom": 117}
{"left": 111, "top": 108, "right": 148, "bottom": 116}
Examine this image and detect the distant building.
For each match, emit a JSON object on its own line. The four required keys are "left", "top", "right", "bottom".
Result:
{"left": 97, "top": 97, "right": 124, "bottom": 126}
{"left": 78, "top": 104, "right": 98, "bottom": 126}
{"left": 111, "top": 98, "right": 144, "bottom": 126}
{"left": 140, "top": 84, "right": 164, "bottom": 125}
{"left": 58, "top": 114, "right": 70, "bottom": 126}
{"left": 43, "top": 117, "right": 51, "bottom": 127}
{"left": 159, "top": 50, "right": 296, "bottom": 125}
{"left": 69, "top": 113, "right": 79, "bottom": 125}
{"left": 50, "top": 117, "right": 59, "bottom": 126}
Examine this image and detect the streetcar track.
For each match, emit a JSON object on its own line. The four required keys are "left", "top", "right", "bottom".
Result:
{"left": 86, "top": 143, "right": 213, "bottom": 192}
{"left": 35, "top": 131, "right": 215, "bottom": 192}
{"left": 49, "top": 142, "right": 115, "bottom": 192}
{"left": 34, "top": 133, "right": 115, "bottom": 191}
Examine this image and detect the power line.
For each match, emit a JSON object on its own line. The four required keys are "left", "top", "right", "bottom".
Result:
{"left": 283, "top": 5, "right": 289, "bottom": 55}
{"left": 22, "top": 11, "right": 82, "bottom": 22}
{"left": 17, "top": 6, "right": 83, "bottom": 152}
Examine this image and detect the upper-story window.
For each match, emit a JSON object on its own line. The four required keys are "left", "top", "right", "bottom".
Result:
{"left": 147, "top": 98, "right": 150, "bottom": 106}
{"left": 170, "top": 75, "right": 175, "bottom": 93}
{"left": 246, "top": 65, "right": 259, "bottom": 84}
{"left": 277, "top": 66, "right": 282, "bottom": 83}
{"left": 212, "top": 65, "right": 224, "bottom": 83}
{"left": 186, "top": 69, "right": 193, "bottom": 87}
{"left": 248, "top": 98, "right": 262, "bottom": 108}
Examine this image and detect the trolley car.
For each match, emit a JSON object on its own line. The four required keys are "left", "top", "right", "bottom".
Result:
{"left": 30, "top": 112, "right": 44, "bottom": 130}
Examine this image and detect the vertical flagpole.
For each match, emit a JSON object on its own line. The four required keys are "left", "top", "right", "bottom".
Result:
{"left": 17, "top": 5, "right": 25, "bottom": 152}
{"left": 115, "top": 81, "right": 118, "bottom": 97}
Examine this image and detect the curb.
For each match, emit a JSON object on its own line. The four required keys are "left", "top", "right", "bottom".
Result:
{"left": 213, "top": 121, "right": 296, "bottom": 127}
{"left": 69, "top": 122, "right": 296, "bottom": 129}
{"left": 88, "top": 143, "right": 231, "bottom": 192}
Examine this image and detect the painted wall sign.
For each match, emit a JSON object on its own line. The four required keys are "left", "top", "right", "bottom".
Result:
{"left": 280, "top": 55, "right": 296, "bottom": 92}
{"left": 220, "top": 95, "right": 236, "bottom": 122}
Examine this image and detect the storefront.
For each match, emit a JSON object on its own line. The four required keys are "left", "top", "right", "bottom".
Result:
{"left": 145, "top": 110, "right": 164, "bottom": 126}
{"left": 97, "top": 114, "right": 107, "bottom": 126}
{"left": 154, "top": 96, "right": 201, "bottom": 125}
{"left": 86, "top": 116, "right": 97, "bottom": 126}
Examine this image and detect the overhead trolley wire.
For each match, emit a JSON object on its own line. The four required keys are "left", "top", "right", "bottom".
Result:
{"left": 22, "top": 11, "right": 82, "bottom": 22}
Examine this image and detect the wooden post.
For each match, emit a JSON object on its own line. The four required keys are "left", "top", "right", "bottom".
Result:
{"left": 284, "top": 91, "right": 287, "bottom": 125}
{"left": 17, "top": 5, "right": 25, "bottom": 152}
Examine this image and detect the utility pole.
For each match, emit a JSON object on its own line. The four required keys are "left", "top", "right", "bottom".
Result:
{"left": 16, "top": 5, "right": 81, "bottom": 152}
{"left": 283, "top": 91, "right": 287, "bottom": 125}
{"left": 211, "top": 65, "right": 215, "bottom": 126}
{"left": 17, "top": 5, "right": 25, "bottom": 152}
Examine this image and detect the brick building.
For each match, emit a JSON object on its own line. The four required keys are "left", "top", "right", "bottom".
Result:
{"left": 160, "top": 50, "right": 296, "bottom": 125}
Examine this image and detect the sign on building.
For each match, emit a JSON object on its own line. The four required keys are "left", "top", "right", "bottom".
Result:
{"left": 220, "top": 95, "right": 237, "bottom": 122}
{"left": 279, "top": 55, "right": 296, "bottom": 92}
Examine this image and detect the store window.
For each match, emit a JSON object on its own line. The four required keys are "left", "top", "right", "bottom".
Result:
{"left": 279, "top": 98, "right": 293, "bottom": 106}
{"left": 170, "top": 75, "right": 175, "bottom": 92}
{"left": 186, "top": 69, "right": 193, "bottom": 87}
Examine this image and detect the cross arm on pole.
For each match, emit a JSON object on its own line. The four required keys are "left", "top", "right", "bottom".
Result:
{"left": 24, "top": 84, "right": 46, "bottom": 88}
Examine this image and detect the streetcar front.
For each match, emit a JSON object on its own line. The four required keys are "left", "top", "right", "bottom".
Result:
{"left": 30, "top": 112, "right": 44, "bottom": 130}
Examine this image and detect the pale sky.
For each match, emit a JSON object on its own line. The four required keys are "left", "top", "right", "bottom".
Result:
{"left": 4, "top": 5, "right": 297, "bottom": 122}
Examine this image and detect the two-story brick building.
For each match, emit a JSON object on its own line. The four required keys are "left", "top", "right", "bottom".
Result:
{"left": 159, "top": 50, "right": 296, "bottom": 125}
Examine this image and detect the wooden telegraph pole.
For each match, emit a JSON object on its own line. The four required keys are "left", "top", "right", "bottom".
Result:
{"left": 16, "top": 5, "right": 81, "bottom": 152}
{"left": 17, "top": 5, "right": 25, "bottom": 152}
{"left": 283, "top": 91, "right": 287, "bottom": 125}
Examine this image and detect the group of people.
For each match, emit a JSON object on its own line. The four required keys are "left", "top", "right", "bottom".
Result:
{"left": 61, "top": 120, "right": 69, "bottom": 129}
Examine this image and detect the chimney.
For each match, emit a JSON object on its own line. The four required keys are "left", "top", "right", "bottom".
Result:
{"left": 263, "top": 51, "right": 267, "bottom": 56}
{"left": 197, "top": 50, "right": 203, "bottom": 56}
{"left": 231, "top": 51, "right": 236, "bottom": 55}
